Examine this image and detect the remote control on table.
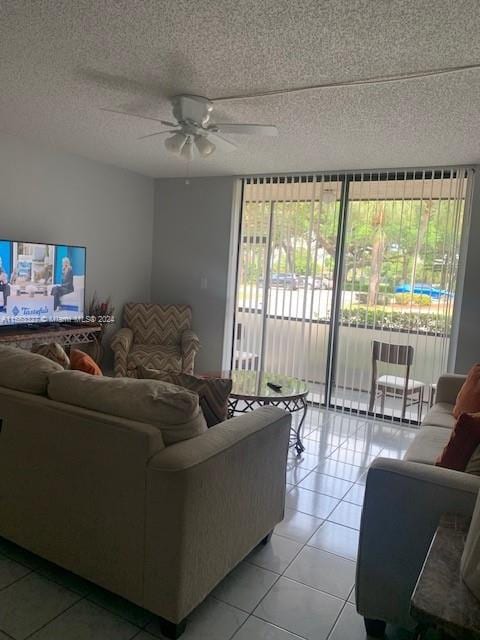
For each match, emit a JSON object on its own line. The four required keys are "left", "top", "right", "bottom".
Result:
{"left": 267, "top": 382, "right": 282, "bottom": 392}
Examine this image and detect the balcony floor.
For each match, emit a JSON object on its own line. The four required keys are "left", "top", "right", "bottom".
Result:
{"left": 308, "top": 382, "right": 430, "bottom": 425}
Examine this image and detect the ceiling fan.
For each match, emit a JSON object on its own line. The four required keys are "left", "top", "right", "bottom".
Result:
{"left": 102, "top": 94, "right": 278, "bottom": 159}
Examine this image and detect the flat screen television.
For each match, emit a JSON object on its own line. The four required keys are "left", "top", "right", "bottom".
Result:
{"left": 0, "top": 239, "right": 86, "bottom": 326}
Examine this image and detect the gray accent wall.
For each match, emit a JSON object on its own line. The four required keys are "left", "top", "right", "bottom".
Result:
{"left": 152, "top": 171, "right": 480, "bottom": 377}
{"left": 0, "top": 133, "right": 154, "bottom": 326}
{"left": 152, "top": 177, "right": 237, "bottom": 371}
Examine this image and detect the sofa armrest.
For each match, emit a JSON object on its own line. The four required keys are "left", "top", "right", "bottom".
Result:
{"left": 110, "top": 327, "right": 133, "bottom": 353}
{"left": 144, "top": 406, "right": 291, "bottom": 622}
{"left": 435, "top": 373, "right": 466, "bottom": 405}
{"left": 356, "top": 457, "right": 480, "bottom": 629}
{"left": 180, "top": 329, "right": 200, "bottom": 373}
{"left": 180, "top": 329, "right": 200, "bottom": 353}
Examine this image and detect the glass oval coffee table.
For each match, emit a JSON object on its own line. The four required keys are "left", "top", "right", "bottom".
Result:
{"left": 227, "top": 370, "right": 309, "bottom": 455}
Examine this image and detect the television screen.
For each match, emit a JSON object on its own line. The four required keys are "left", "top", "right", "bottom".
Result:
{"left": 0, "top": 239, "right": 86, "bottom": 326}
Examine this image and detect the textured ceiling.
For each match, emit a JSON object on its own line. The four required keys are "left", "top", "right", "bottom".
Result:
{"left": 1, "top": 0, "right": 480, "bottom": 177}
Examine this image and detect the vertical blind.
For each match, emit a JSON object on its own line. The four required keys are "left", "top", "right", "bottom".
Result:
{"left": 233, "top": 168, "right": 471, "bottom": 425}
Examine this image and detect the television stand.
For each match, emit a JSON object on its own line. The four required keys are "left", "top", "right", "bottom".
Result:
{"left": 0, "top": 323, "right": 101, "bottom": 351}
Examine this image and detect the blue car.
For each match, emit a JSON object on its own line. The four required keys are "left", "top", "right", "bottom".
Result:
{"left": 395, "top": 283, "right": 453, "bottom": 299}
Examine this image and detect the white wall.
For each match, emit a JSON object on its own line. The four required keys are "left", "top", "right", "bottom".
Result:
{"left": 152, "top": 177, "right": 237, "bottom": 371}
{"left": 0, "top": 133, "right": 154, "bottom": 330}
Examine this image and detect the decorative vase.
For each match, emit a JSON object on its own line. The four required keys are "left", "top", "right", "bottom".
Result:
{"left": 461, "top": 489, "right": 480, "bottom": 600}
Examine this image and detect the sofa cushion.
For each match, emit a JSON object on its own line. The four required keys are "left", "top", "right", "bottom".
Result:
{"left": 453, "top": 364, "right": 480, "bottom": 418}
{"left": 0, "top": 345, "right": 63, "bottom": 394}
{"left": 139, "top": 366, "right": 232, "bottom": 427}
{"left": 47, "top": 371, "right": 207, "bottom": 445}
{"left": 404, "top": 425, "right": 452, "bottom": 465}
{"left": 422, "top": 403, "right": 456, "bottom": 430}
{"left": 436, "top": 413, "right": 480, "bottom": 471}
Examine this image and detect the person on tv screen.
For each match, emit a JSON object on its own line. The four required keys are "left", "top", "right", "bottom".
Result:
{"left": 0, "top": 260, "right": 10, "bottom": 311}
{"left": 52, "top": 257, "right": 74, "bottom": 311}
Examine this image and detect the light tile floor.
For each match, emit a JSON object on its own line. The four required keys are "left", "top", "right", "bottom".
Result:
{"left": 0, "top": 409, "right": 418, "bottom": 640}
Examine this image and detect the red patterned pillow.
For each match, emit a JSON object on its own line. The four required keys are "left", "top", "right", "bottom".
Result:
{"left": 436, "top": 412, "right": 480, "bottom": 471}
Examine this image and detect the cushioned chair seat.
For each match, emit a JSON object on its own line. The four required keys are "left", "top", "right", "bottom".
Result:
{"left": 127, "top": 344, "right": 183, "bottom": 373}
{"left": 422, "top": 402, "right": 456, "bottom": 430}
{"left": 404, "top": 425, "right": 452, "bottom": 464}
{"left": 377, "top": 374, "right": 424, "bottom": 390}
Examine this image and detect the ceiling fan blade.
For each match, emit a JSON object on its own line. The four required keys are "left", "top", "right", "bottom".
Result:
{"left": 207, "top": 133, "right": 238, "bottom": 153}
{"left": 79, "top": 68, "right": 163, "bottom": 96}
{"left": 100, "top": 107, "right": 179, "bottom": 128}
{"left": 213, "top": 123, "right": 278, "bottom": 136}
{"left": 137, "top": 130, "right": 178, "bottom": 140}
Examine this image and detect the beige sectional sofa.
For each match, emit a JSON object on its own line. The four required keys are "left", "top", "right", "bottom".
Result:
{"left": 356, "top": 373, "right": 480, "bottom": 636}
{"left": 0, "top": 346, "right": 291, "bottom": 639}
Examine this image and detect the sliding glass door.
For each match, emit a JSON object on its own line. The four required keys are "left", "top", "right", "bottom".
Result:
{"left": 235, "top": 176, "right": 342, "bottom": 403}
{"left": 233, "top": 168, "right": 471, "bottom": 424}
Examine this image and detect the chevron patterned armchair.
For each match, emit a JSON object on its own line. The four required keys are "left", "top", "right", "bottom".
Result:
{"left": 111, "top": 303, "right": 200, "bottom": 378}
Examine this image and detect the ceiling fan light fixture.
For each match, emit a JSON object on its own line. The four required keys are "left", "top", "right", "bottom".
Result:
{"left": 180, "top": 136, "right": 194, "bottom": 161}
{"left": 164, "top": 132, "right": 187, "bottom": 154}
{"left": 194, "top": 135, "right": 216, "bottom": 157}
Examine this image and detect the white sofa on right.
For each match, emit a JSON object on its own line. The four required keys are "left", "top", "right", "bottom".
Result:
{"left": 356, "top": 373, "right": 480, "bottom": 637}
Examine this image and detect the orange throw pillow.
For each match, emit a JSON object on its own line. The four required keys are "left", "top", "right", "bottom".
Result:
{"left": 69, "top": 349, "right": 102, "bottom": 376}
{"left": 453, "top": 364, "right": 480, "bottom": 418}
{"left": 436, "top": 412, "right": 480, "bottom": 471}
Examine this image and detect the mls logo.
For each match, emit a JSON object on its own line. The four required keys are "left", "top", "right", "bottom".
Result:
{"left": 12, "top": 306, "right": 19, "bottom": 316}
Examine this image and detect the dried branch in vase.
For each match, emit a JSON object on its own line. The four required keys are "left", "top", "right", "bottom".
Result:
{"left": 85, "top": 292, "right": 116, "bottom": 337}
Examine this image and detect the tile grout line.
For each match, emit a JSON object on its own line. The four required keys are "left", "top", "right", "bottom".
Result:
{"left": 0, "top": 568, "right": 33, "bottom": 595}
{"left": 267, "top": 413, "right": 365, "bottom": 639}
{"left": 235, "top": 415, "right": 410, "bottom": 639}
{"left": 284, "top": 491, "right": 350, "bottom": 524}
{"left": 292, "top": 478, "right": 357, "bottom": 501}
{"left": 262, "top": 571, "right": 355, "bottom": 604}
{"left": 82, "top": 590, "right": 153, "bottom": 629}
{"left": 325, "top": 597, "right": 350, "bottom": 640}
{"left": 22, "top": 595, "right": 85, "bottom": 640}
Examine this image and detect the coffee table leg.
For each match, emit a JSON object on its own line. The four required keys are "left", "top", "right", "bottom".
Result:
{"left": 229, "top": 394, "right": 308, "bottom": 456}
{"left": 228, "top": 398, "right": 239, "bottom": 419}
{"left": 293, "top": 398, "right": 307, "bottom": 455}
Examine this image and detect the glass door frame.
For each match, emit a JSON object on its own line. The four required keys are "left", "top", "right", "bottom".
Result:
{"left": 231, "top": 168, "right": 470, "bottom": 426}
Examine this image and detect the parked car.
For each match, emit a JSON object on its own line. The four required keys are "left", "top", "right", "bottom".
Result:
{"left": 395, "top": 283, "right": 453, "bottom": 299}
{"left": 269, "top": 273, "right": 299, "bottom": 290}
{"left": 306, "top": 276, "right": 333, "bottom": 289}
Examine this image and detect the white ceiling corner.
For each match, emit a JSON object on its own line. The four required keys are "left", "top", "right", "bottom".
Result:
{"left": 0, "top": 0, "right": 479, "bottom": 177}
